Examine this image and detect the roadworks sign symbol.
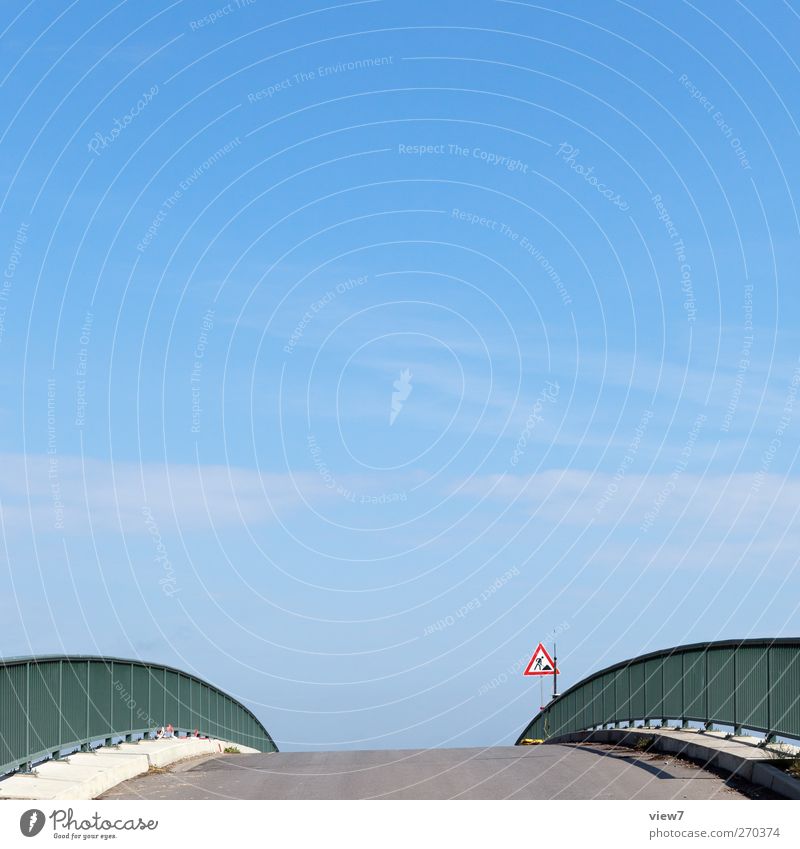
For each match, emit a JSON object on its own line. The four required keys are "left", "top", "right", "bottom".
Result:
{"left": 523, "top": 643, "right": 559, "bottom": 676}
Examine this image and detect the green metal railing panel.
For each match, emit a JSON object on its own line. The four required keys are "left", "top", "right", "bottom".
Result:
{"left": 615, "top": 667, "right": 629, "bottom": 721}
{"left": 771, "top": 646, "right": 800, "bottom": 734}
{"left": 683, "top": 650, "right": 706, "bottom": 721}
{"left": 591, "top": 676, "right": 602, "bottom": 727}
{"left": 61, "top": 660, "right": 88, "bottom": 743}
{"left": 28, "top": 662, "right": 60, "bottom": 755}
{"left": 164, "top": 669, "right": 179, "bottom": 726}
{"left": 178, "top": 675, "right": 190, "bottom": 729}
{"left": 131, "top": 665, "right": 150, "bottom": 727}
{"left": 88, "top": 661, "right": 113, "bottom": 739}
{"left": 111, "top": 663, "right": 132, "bottom": 732}
{"left": 644, "top": 658, "right": 662, "bottom": 718}
{"left": 601, "top": 672, "right": 615, "bottom": 724}
{"left": 0, "top": 656, "right": 277, "bottom": 776}
{"left": 662, "top": 654, "right": 683, "bottom": 718}
{"left": 191, "top": 678, "right": 202, "bottom": 731}
{"left": 1, "top": 666, "right": 26, "bottom": 765}
{"left": 578, "top": 681, "right": 590, "bottom": 730}
{"left": 735, "top": 645, "right": 769, "bottom": 730}
{"left": 517, "top": 639, "right": 800, "bottom": 745}
{"left": 707, "top": 649, "right": 735, "bottom": 726}
{"left": 629, "top": 662, "right": 645, "bottom": 719}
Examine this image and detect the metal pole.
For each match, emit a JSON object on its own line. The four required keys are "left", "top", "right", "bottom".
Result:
{"left": 553, "top": 641, "right": 558, "bottom": 698}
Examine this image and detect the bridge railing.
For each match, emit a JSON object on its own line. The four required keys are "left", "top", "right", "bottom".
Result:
{"left": 516, "top": 638, "right": 800, "bottom": 744}
{"left": 0, "top": 655, "right": 277, "bottom": 775}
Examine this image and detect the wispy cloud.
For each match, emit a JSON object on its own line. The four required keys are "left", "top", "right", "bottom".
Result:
{"left": 448, "top": 468, "right": 800, "bottom": 538}
{"left": 0, "top": 453, "right": 336, "bottom": 535}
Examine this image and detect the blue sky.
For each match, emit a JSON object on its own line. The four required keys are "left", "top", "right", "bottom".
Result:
{"left": 1, "top": 0, "right": 800, "bottom": 750}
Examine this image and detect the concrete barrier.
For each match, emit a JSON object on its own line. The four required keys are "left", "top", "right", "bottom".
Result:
{"left": 0, "top": 737, "right": 260, "bottom": 800}
{"left": 549, "top": 727, "right": 800, "bottom": 799}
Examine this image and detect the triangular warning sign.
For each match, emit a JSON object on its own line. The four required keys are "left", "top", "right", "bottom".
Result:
{"left": 523, "top": 642, "right": 559, "bottom": 676}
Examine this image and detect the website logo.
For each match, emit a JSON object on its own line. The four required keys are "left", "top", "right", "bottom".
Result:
{"left": 20, "top": 810, "right": 45, "bottom": 837}
{"left": 390, "top": 369, "right": 413, "bottom": 425}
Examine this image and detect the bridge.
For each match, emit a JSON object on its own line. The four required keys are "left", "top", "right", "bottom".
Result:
{"left": 0, "top": 654, "right": 276, "bottom": 778}
{"left": 2, "top": 641, "right": 799, "bottom": 799}
{"left": 517, "top": 638, "right": 800, "bottom": 744}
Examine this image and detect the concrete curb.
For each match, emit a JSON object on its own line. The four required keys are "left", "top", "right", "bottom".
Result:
{"left": 0, "top": 738, "right": 261, "bottom": 800}
{"left": 548, "top": 728, "right": 800, "bottom": 799}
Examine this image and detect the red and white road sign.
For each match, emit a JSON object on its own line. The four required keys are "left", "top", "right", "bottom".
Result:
{"left": 523, "top": 642, "right": 559, "bottom": 676}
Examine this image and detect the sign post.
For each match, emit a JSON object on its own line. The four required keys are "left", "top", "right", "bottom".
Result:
{"left": 553, "top": 641, "right": 558, "bottom": 698}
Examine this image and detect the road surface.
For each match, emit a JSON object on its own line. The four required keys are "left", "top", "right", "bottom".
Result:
{"left": 101, "top": 743, "right": 750, "bottom": 800}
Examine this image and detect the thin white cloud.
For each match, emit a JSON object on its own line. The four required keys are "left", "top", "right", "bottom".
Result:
{"left": 448, "top": 469, "right": 800, "bottom": 537}
{"left": 0, "top": 453, "right": 336, "bottom": 535}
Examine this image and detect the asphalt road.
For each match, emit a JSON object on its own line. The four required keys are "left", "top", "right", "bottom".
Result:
{"left": 101, "top": 743, "right": 748, "bottom": 800}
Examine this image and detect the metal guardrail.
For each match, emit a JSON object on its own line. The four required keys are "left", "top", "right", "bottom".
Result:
{"left": 516, "top": 638, "right": 800, "bottom": 744}
{"left": 0, "top": 655, "right": 277, "bottom": 775}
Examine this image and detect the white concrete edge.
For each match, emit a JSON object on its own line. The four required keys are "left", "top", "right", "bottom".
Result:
{"left": 0, "top": 738, "right": 264, "bottom": 800}
{"left": 547, "top": 728, "right": 800, "bottom": 800}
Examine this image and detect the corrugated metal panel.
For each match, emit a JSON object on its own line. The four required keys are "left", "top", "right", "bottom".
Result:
{"left": 190, "top": 678, "right": 202, "bottom": 731}
{"left": 683, "top": 650, "right": 706, "bottom": 721}
{"left": 736, "top": 645, "right": 769, "bottom": 731}
{"left": 644, "top": 658, "right": 662, "bottom": 717}
{"left": 629, "top": 662, "right": 645, "bottom": 719}
{"left": 200, "top": 685, "right": 210, "bottom": 735}
{"left": 565, "top": 690, "right": 578, "bottom": 733}
{"left": 88, "top": 661, "right": 113, "bottom": 738}
{"left": 131, "top": 665, "right": 151, "bottom": 730}
{"left": 662, "top": 654, "right": 683, "bottom": 718}
{"left": 591, "top": 676, "right": 603, "bottom": 726}
{"left": 164, "top": 670, "right": 179, "bottom": 726}
{"left": 707, "top": 648, "right": 735, "bottom": 725}
{"left": 179, "top": 674, "right": 191, "bottom": 729}
{"left": 575, "top": 676, "right": 592, "bottom": 729}
{"left": 0, "top": 664, "right": 27, "bottom": 766}
{"left": 769, "top": 645, "right": 800, "bottom": 734}
{"left": 615, "top": 667, "right": 629, "bottom": 721}
{"left": 111, "top": 663, "right": 133, "bottom": 733}
{"left": 601, "top": 673, "right": 615, "bottom": 723}
{"left": 28, "top": 661, "right": 60, "bottom": 755}
{"left": 60, "top": 660, "right": 88, "bottom": 744}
